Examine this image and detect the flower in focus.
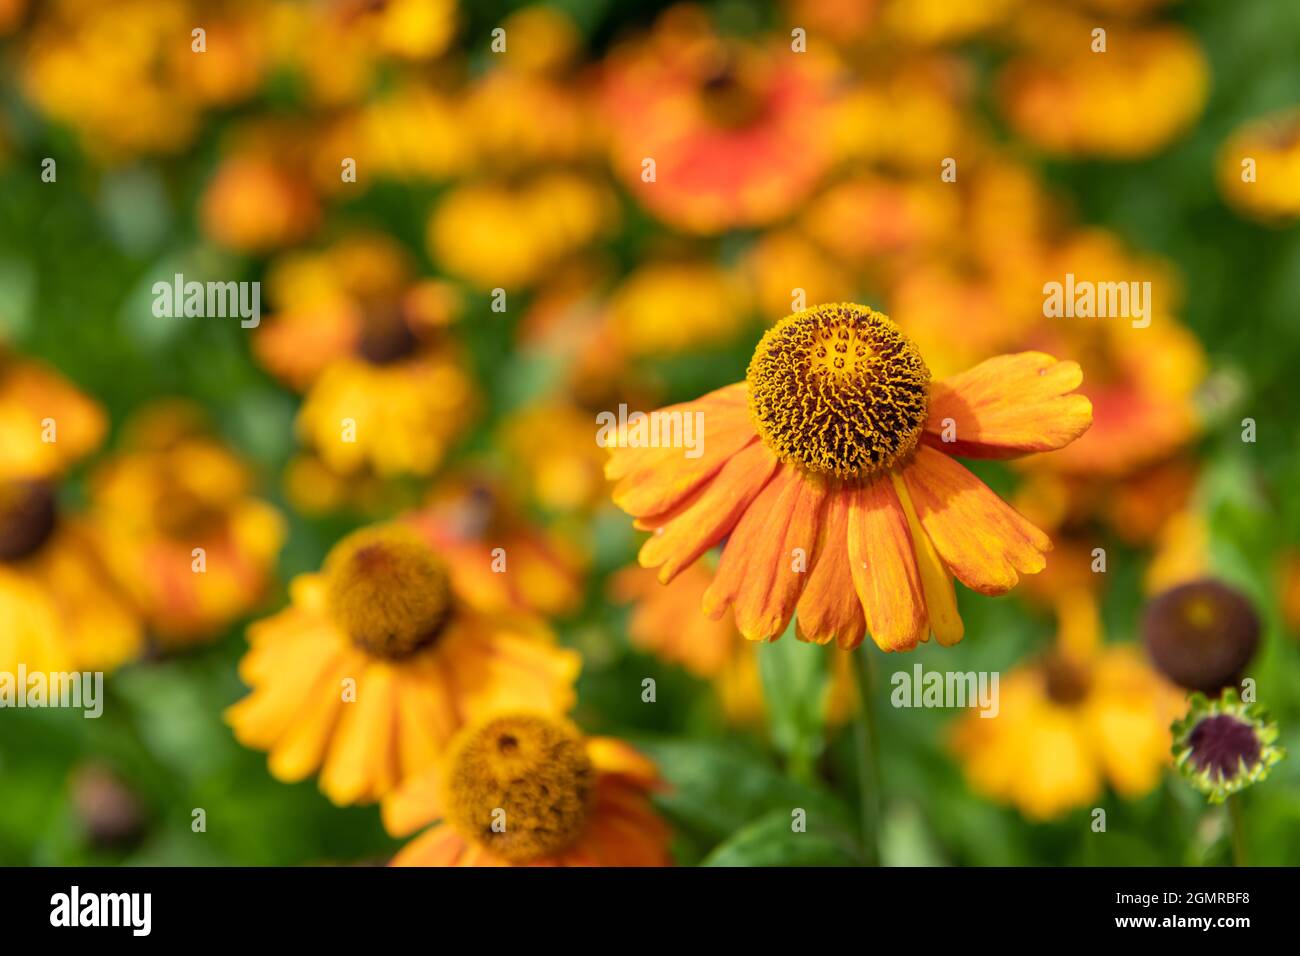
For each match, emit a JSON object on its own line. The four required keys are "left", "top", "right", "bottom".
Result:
{"left": 1142, "top": 578, "right": 1260, "bottom": 694}
{"left": 254, "top": 234, "right": 476, "bottom": 481}
{"left": 384, "top": 713, "right": 671, "bottom": 866}
{"left": 226, "top": 524, "right": 580, "bottom": 805}
{"left": 405, "top": 474, "right": 586, "bottom": 618}
{"left": 952, "top": 637, "right": 1185, "bottom": 819}
{"left": 1171, "top": 689, "right": 1285, "bottom": 804}
{"left": 1217, "top": 108, "right": 1300, "bottom": 224}
{"left": 87, "top": 402, "right": 284, "bottom": 645}
{"left": 601, "top": 6, "right": 838, "bottom": 234}
{"left": 999, "top": 15, "right": 1207, "bottom": 159}
{"left": 608, "top": 303, "right": 1093, "bottom": 651}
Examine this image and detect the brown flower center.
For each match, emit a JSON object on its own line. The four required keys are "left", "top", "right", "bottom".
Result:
{"left": 443, "top": 714, "right": 594, "bottom": 863}
{"left": 0, "top": 480, "right": 58, "bottom": 561}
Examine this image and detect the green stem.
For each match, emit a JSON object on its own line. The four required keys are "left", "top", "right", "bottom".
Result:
{"left": 851, "top": 649, "right": 882, "bottom": 867}
{"left": 1227, "top": 796, "right": 1247, "bottom": 867}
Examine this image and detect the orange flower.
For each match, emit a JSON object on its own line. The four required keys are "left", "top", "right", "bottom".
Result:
{"left": 607, "top": 303, "right": 1092, "bottom": 651}
{"left": 405, "top": 474, "right": 586, "bottom": 618}
{"left": 226, "top": 525, "right": 581, "bottom": 806}
{"left": 0, "top": 353, "right": 106, "bottom": 482}
{"left": 86, "top": 402, "right": 284, "bottom": 645}
{"left": 600, "top": 6, "right": 837, "bottom": 234}
{"left": 384, "top": 713, "right": 671, "bottom": 866}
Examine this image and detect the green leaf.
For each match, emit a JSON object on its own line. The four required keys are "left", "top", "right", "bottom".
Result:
{"left": 635, "top": 737, "right": 853, "bottom": 843}
{"left": 702, "top": 809, "right": 863, "bottom": 867}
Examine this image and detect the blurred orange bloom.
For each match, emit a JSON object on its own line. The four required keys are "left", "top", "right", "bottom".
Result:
{"left": 384, "top": 713, "right": 671, "bottom": 866}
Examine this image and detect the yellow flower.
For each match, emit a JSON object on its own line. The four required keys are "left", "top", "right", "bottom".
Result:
{"left": 384, "top": 713, "right": 670, "bottom": 866}
{"left": 744, "top": 230, "right": 854, "bottom": 323}
{"left": 607, "top": 261, "right": 751, "bottom": 356}
{"left": 254, "top": 234, "right": 476, "bottom": 480}
{"left": 428, "top": 172, "right": 615, "bottom": 290}
{"left": 1217, "top": 109, "right": 1300, "bottom": 224}
{"left": 952, "top": 615, "right": 1185, "bottom": 820}
{"left": 999, "top": 16, "right": 1207, "bottom": 158}
{"left": 608, "top": 303, "right": 1092, "bottom": 650}
{"left": 0, "top": 353, "right": 106, "bottom": 482}
{"left": 226, "top": 525, "right": 580, "bottom": 806}
{"left": 0, "top": 489, "right": 143, "bottom": 674}
{"left": 498, "top": 400, "right": 610, "bottom": 514}
{"left": 87, "top": 402, "right": 285, "bottom": 646}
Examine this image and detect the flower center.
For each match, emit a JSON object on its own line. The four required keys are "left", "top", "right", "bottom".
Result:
{"left": 746, "top": 304, "right": 931, "bottom": 480}
{"left": 324, "top": 525, "right": 452, "bottom": 660}
{"left": 0, "top": 480, "right": 58, "bottom": 562}
{"left": 443, "top": 714, "right": 594, "bottom": 863}
{"left": 356, "top": 303, "right": 418, "bottom": 365}
{"left": 1142, "top": 578, "right": 1259, "bottom": 694}
{"left": 1186, "top": 713, "right": 1263, "bottom": 781}
{"left": 698, "top": 56, "right": 766, "bottom": 129}
{"left": 1041, "top": 651, "right": 1091, "bottom": 705}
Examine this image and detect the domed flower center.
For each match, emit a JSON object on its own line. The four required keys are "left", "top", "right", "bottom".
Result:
{"left": 1186, "top": 713, "right": 1263, "bottom": 781}
{"left": 324, "top": 525, "right": 452, "bottom": 660}
{"left": 356, "top": 303, "right": 418, "bottom": 365}
{"left": 746, "top": 304, "right": 931, "bottom": 481}
{"left": 0, "top": 480, "right": 58, "bottom": 562}
{"left": 1041, "top": 651, "right": 1092, "bottom": 705}
{"left": 1142, "top": 578, "right": 1259, "bottom": 693}
{"left": 443, "top": 714, "right": 594, "bottom": 863}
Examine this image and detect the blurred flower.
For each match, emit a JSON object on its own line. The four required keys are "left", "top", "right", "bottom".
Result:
{"left": 999, "top": 16, "right": 1207, "bottom": 159}
{"left": 200, "top": 151, "right": 320, "bottom": 253}
{"left": 1142, "top": 578, "right": 1260, "bottom": 694}
{"left": 880, "top": 0, "right": 1020, "bottom": 44}
{"left": 611, "top": 561, "right": 856, "bottom": 725}
{"left": 70, "top": 763, "right": 146, "bottom": 850}
{"left": 498, "top": 400, "right": 608, "bottom": 514}
{"left": 0, "top": 353, "right": 106, "bottom": 481}
{"left": 1172, "top": 689, "right": 1285, "bottom": 804}
{"left": 0, "top": 360, "right": 140, "bottom": 672}
{"left": 20, "top": 0, "right": 235, "bottom": 158}
{"left": 384, "top": 713, "right": 671, "bottom": 866}
{"left": 264, "top": 0, "right": 457, "bottom": 107}
{"left": 428, "top": 172, "right": 615, "bottom": 290}
{"left": 952, "top": 638, "right": 1185, "bottom": 819}
{"left": 607, "top": 260, "right": 751, "bottom": 357}
{"left": 87, "top": 402, "right": 284, "bottom": 645}
{"left": 609, "top": 304, "right": 1092, "bottom": 650}
{"left": 226, "top": 524, "right": 580, "bottom": 805}
{"left": 406, "top": 474, "right": 586, "bottom": 618}
{"left": 601, "top": 5, "right": 838, "bottom": 233}
{"left": 744, "top": 229, "right": 854, "bottom": 323}
{"left": 255, "top": 234, "right": 475, "bottom": 480}
{"left": 1281, "top": 550, "right": 1300, "bottom": 637}
{"left": 1217, "top": 108, "right": 1300, "bottom": 224}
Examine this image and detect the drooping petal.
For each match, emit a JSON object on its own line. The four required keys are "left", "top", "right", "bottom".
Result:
{"left": 606, "top": 383, "right": 755, "bottom": 517}
{"left": 902, "top": 445, "right": 1052, "bottom": 596}
{"left": 890, "top": 471, "right": 964, "bottom": 646}
{"left": 703, "top": 465, "right": 827, "bottom": 642}
{"left": 846, "top": 477, "right": 927, "bottom": 651}
{"left": 637, "top": 439, "right": 780, "bottom": 582}
{"left": 923, "top": 352, "right": 1092, "bottom": 459}
{"left": 794, "top": 489, "right": 867, "bottom": 649}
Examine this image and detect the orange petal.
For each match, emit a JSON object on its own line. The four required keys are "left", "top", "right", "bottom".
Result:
{"left": 890, "top": 471, "right": 963, "bottom": 646}
{"left": 637, "top": 439, "right": 780, "bottom": 583}
{"left": 703, "top": 466, "right": 827, "bottom": 642}
{"left": 382, "top": 766, "right": 443, "bottom": 838}
{"left": 924, "top": 352, "right": 1093, "bottom": 459}
{"left": 847, "top": 477, "right": 927, "bottom": 651}
{"left": 606, "top": 384, "right": 754, "bottom": 517}
{"left": 794, "top": 490, "right": 867, "bottom": 649}
{"left": 389, "top": 823, "right": 467, "bottom": 867}
{"left": 902, "top": 445, "right": 1052, "bottom": 596}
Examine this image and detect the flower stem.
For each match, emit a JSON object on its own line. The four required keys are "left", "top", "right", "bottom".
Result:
{"left": 1227, "top": 796, "right": 1248, "bottom": 867}
{"left": 851, "top": 648, "right": 882, "bottom": 866}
